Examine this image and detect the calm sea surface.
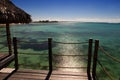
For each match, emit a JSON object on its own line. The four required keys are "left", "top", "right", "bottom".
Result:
{"left": 0, "top": 22, "right": 120, "bottom": 79}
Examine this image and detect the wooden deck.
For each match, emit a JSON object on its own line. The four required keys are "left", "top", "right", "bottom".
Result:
{"left": 0, "top": 54, "right": 9, "bottom": 61}
{"left": 0, "top": 68, "right": 88, "bottom": 80}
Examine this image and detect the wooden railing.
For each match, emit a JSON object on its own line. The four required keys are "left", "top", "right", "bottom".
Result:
{"left": 96, "top": 46, "right": 120, "bottom": 80}
{"left": 90, "top": 40, "right": 120, "bottom": 80}
{"left": 0, "top": 37, "right": 18, "bottom": 80}
{"left": 12, "top": 37, "right": 89, "bottom": 79}
{"left": 11, "top": 37, "right": 120, "bottom": 80}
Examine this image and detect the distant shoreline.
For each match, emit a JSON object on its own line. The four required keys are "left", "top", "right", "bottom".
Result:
{"left": 33, "top": 20, "right": 58, "bottom": 23}
{"left": 0, "top": 21, "right": 120, "bottom": 27}
{"left": 32, "top": 20, "right": 120, "bottom": 24}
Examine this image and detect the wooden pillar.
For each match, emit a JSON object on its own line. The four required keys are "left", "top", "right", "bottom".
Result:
{"left": 48, "top": 38, "right": 53, "bottom": 71}
{"left": 87, "top": 39, "right": 93, "bottom": 80}
{"left": 92, "top": 40, "right": 99, "bottom": 80}
{"left": 13, "top": 37, "right": 19, "bottom": 71}
{"left": 6, "top": 23, "right": 12, "bottom": 55}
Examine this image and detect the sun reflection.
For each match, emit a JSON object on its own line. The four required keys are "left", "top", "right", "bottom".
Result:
{"left": 55, "top": 35, "right": 85, "bottom": 72}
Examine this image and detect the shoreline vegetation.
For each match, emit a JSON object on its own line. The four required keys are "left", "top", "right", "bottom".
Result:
{"left": 32, "top": 20, "right": 120, "bottom": 24}
{"left": 0, "top": 21, "right": 120, "bottom": 28}
{"left": 32, "top": 20, "right": 115, "bottom": 24}
{"left": 0, "top": 20, "right": 120, "bottom": 27}
{"left": 33, "top": 20, "right": 58, "bottom": 23}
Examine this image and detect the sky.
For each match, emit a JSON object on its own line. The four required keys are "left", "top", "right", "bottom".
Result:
{"left": 12, "top": 0, "right": 120, "bottom": 22}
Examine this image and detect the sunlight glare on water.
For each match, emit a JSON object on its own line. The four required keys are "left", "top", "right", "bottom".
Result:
{"left": 54, "top": 35, "right": 85, "bottom": 72}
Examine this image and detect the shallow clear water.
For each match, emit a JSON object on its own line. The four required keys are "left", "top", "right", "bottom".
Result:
{"left": 0, "top": 22, "right": 120, "bottom": 79}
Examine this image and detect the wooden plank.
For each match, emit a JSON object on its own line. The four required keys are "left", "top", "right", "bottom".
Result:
{"left": 0, "top": 68, "right": 48, "bottom": 80}
{"left": 0, "top": 53, "right": 9, "bottom": 61}
{"left": 0, "top": 54, "right": 14, "bottom": 69}
{"left": 51, "top": 71, "right": 87, "bottom": 80}
{"left": 0, "top": 68, "right": 87, "bottom": 80}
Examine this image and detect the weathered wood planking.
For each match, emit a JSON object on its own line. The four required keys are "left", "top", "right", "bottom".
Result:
{"left": 0, "top": 68, "right": 87, "bottom": 80}
{"left": 0, "top": 54, "right": 9, "bottom": 61}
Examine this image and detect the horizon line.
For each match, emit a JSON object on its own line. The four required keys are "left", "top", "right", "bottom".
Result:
{"left": 32, "top": 18, "right": 120, "bottom": 23}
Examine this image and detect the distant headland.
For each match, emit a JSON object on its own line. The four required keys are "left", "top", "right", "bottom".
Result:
{"left": 33, "top": 20, "right": 58, "bottom": 23}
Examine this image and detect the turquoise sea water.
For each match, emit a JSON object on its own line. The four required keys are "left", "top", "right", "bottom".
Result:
{"left": 0, "top": 22, "right": 120, "bottom": 79}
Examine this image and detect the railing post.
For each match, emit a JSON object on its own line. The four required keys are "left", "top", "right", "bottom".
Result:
{"left": 48, "top": 38, "right": 53, "bottom": 71}
{"left": 13, "top": 37, "right": 19, "bottom": 71}
{"left": 92, "top": 40, "right": 99, "bottom": 80}
{"left": 87, "top": 39, "right": 93, "bottom": 80}
{"left": 6, "top": 23, "right": 12, "bottom": 55}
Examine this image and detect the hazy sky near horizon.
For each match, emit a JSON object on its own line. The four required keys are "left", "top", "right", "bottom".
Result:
{"left": 12, "top": 0, "right": 120, "bottom": 22}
